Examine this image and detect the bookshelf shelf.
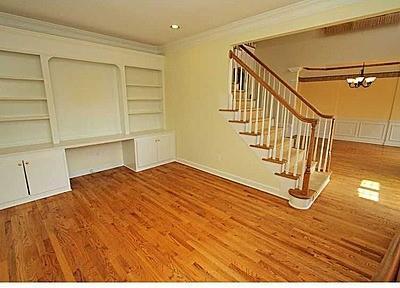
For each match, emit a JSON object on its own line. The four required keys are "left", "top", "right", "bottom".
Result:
{"left": 0, "top": 115, "right": 50, "bottom": 122}
{"left": 127, "top": 98, "right": 162, "bottom": 101}
{"left": 0, "top": 97, "right": 47, "bottom": 101}
{"left": 0, "top": 76, "right": 44, "bottom": 81}
{"left": 128, "top": 111, "right": 163, "bottom": 115}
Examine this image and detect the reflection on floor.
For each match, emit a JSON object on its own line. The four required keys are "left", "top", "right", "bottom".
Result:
{"left": 0, "top": 140, "right": 399, "bottom": 281}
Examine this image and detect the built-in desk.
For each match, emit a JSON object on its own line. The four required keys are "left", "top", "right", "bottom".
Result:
{"left": 0, "top": 130, "right": 175, "bottom": 210}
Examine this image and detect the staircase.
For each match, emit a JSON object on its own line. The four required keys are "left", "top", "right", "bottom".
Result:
{"left": 219, "top": 44, "right": 335, "bottom": 209}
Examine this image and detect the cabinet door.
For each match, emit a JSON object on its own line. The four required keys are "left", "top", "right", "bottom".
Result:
{"left": 24, "top": 149, "right": 69, "bottom": 196}
{"left": 0, "top": 155, "right": 29, "bottom": 204}
{"left": 157, "top": 134, "right": 176, "bottom": 162}
{"left": 135, "top": 137, "right": 158, "bottom": 168}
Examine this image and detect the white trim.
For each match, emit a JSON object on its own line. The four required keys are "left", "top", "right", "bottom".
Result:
{"left": 176, "top": 158, "right": 286, "bottom": 200}
{"left": 0, "top": 12, "right": 161, "bottom": 54}
{"left": 289, "top": 174, "right": 330, "bottom": 210}
{"left": 384, "top": 120, "right": 400, "bottom": 147}
{"left": 162, "top": 0, "right": 398, "bottom": 50}
{"left": 0, "top": 185, "right": 71, "bottom": 211}
{"left": 124, "top": 159, "right": 175, "bottom": 173}
{"left": 333, "top": 118, "right": 391, "bottom": 145}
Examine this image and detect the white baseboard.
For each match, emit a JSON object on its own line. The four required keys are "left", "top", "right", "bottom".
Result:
{"left": 0, "top": 185, "right": 71, "bottom": 211}
{"left": 123, "top": 158, "right": 175, "bottom": 172}
{"left": 334, "top": 135, "right": 385, "bottom": 145}
{"left": 176, "top": 158, "right": 286, "bottom": 200}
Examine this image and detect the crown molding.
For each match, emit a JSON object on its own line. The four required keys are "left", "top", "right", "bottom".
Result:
{"left": 162, "top": 0, "right": 400, "bottom": 51}
{"left": 0, "top": 12, "right": 161, "bottom": 54}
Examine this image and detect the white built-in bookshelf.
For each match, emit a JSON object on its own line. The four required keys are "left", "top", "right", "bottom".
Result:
{"left": 125, "top": 66, "right": 164, "bottom": 132}
{"left": 0, "top": 50, "right": 51, "bottom": 147}
{"left": 0, "top": 47, "right": 165, "bottom": 149}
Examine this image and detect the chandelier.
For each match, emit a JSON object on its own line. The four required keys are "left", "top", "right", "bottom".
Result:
{"left": 346, "top": 63, "right": 376, "bottom": 88}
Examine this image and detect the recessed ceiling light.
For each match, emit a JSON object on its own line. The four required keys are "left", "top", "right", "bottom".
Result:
{"left": 170, "top": 24, "right": 180, "bottom": 30}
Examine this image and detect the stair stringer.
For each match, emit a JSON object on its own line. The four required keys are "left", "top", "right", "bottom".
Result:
{"left": 220, "top": 110, "right": 298, "bottom": 201}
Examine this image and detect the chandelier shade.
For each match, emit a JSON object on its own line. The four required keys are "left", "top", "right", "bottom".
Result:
{"left": 346, "top": 63, "right": 376, "bottom": 88}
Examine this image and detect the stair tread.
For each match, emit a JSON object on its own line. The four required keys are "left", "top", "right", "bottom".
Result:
{"left": 275, "top": 172, "right": 300, "bottom": 180}
{"left": 219, "top": 108, "right": 238, "bottom": 112}
{"left": 250, "top": 144, "right": 273, "bottom": 150}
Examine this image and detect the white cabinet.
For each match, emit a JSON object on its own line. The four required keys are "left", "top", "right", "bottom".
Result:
{"left": 135, "top": 137, "right": 158, "bottom": 169}
{"left": 0, "top": 149, "right": 71, "bottom": 209}
{"left": 24, "top": 149, "right": 70, "bottom": 196}
{"left": 157, "top": 134, "right": 175, "bottom": 162}
{"left": 0, "top": 155, "right": 29, "bottom": 204}
{"left": 133, "top": 132, "right": 175, "bottom": 171}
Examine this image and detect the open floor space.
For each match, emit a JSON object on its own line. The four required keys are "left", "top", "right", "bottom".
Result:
{"left": 1, "top": 140, "right": 399, "bottom": 281}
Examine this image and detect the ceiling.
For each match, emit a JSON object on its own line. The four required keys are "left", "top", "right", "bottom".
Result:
{"left": 0, "top": 0, "right": 303, "bottom": 46}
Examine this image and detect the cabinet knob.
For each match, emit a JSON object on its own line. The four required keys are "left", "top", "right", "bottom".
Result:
{"left": 17, "top": 162, "right": 22, "bottom": 167}
{"left": 25, "top": 161, "right": 30, "bottom": 165}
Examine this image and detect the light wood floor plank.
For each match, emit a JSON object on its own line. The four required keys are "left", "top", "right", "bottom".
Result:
{"left": 0, "top": 140, "right": 399, "bottom": 281}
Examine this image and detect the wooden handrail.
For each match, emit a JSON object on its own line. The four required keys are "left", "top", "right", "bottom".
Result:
{"left": 230, "top": 51, "right": 317, "bottom": 125}
{"left": 373, "top": 232, "right": 400, "bottom": 282}
{"left": 238, "top": 44, "right": 334, "bottom": 120}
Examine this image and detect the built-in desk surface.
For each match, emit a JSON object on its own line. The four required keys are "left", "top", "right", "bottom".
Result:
{"left": 0, "top": 129, "right": 171, "bottom": 156}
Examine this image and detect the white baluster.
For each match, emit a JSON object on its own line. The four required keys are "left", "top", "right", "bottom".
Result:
{"left": 248, "top": 74, "right": 255, "bottom": 132}
{"left": 273, "top": 102, "right": 280, "bottom": 159}
{"left": 299, "top": 123, "right": 311, "bottom": 188}
{"left": 238, "top": 65, "right": 243, "bottom": 120}
{"left": 313, "top": 116, "right": 321, "bottom": 161}
{"left": 318, "top": 118, "right": 328, "bottom": 171}
{"left": 285, "top": 114, "right": 295, "bottom": 174}
{"left": 243, "top": 71, "right": 248, "bottom": 123}
{"left": 279, "top": 106, "right": 287, "bottom": 164}
{"left": 323, "top": 118, "right": 333, "bottom": 172}
{"left": 228, "top": 56, "right": 233, "bottom": 109}
{"left": 267, "top": 92, "right": 273, "bottom": 149}
{"left": 293, "top": 117, "right": 302, "bottom": 176}
{"left": 302, "top": 106, "right": 309, "bottom": 150}
{"left": 260, "top": 85, "right": 267, "bottom": 146}
{"left": 233, "top": 60, "right": 238, "bottom": 111}
{"left": 254, "top": 69, "right": 261, "bottom": 134}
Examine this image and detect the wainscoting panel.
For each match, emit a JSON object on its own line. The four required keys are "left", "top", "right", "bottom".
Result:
{"left": 333, "top": 119, "right": 389, "bottom": 145}
{"left": 358, "top": 121, "right": 387, "bottom": 140}
{"left": 334, "top": 120, "right": 359, "bottom": 138}
{"left": 385, "top": 121, "right": 400, "bottom": 147}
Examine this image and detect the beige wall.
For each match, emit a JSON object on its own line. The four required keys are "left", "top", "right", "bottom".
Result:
{"left": 255, "top": 21, "right": 400, "bottom": 86}
{"left": 298, "top": 76, "right": 400, "bottom": 120}
{"left": 164, "top": 1, "right": 400, "bottom": 189}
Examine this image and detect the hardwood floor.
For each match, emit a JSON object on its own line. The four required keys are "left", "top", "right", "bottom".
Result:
{"left": 0, "top": 140, "right": 399, "bottom": 281}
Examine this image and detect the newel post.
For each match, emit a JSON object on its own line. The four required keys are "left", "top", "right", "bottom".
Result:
{"left": 301, "top": 120, "right": 318, "bottom": 197}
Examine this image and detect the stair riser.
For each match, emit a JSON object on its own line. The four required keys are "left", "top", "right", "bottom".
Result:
{"left": 239, "top": 134, "right": 258, "bottom": 145}
{"left": 229, "top": 122, "right": 246, "bottom": 133}
{"left": 250, "top": 147, "right": 269, "bottom": 158}
{"left": 234, "top": 110, "right": 263, "bottom": 120}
